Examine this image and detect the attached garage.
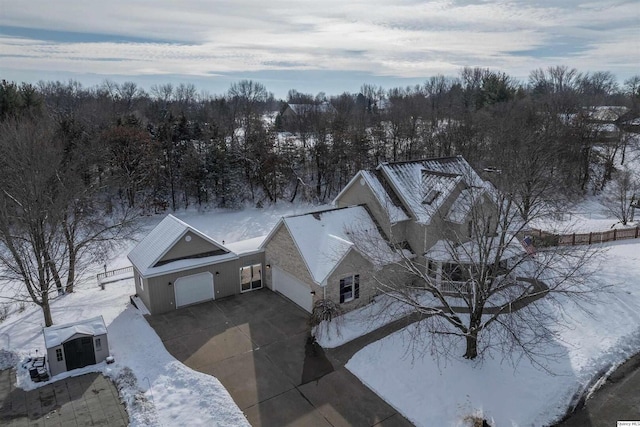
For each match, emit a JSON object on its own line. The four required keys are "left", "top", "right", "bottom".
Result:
{"left": 272, "top": 267, "right": 313, "bottom": 312}
{"left": 174, "top": 271, "right": 214, "bottom": 308}
{"left": 128, "top": 215, "right": 266, "bottom": 315}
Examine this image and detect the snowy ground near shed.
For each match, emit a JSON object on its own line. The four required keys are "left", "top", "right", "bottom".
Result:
{"left": 344, "top": 240, "right": 640, "bottom": 426}
{"left": 0, "top": 202, "right": 318, "bottom": 426}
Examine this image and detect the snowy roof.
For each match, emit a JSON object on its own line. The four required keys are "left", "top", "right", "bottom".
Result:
{"left": 425, "top": 236, "right": 525, "bottom": 263}
{"left": 142, "top": 252, "right": 239, "bottom": 278}
{"left": 43, "top": 315, "right": 107, "bottom": 349}
{"left": 128, "top": 215, "right": 234, "bottom": 277}
{"left": 378, "top": 157, "right": 484, "bottom": 224}
{"left": 447, "top": 188, "right": 483, "bottom": 224}
{"left": 225, "top": 235, "right": 267, "bottom": 255}
{"left": 585, "top": 105, "right": 629, "bottom": 122}
{"left": 278, "top": 206, "right": 409, "bottom": 285}
{"left": 377, "top": 156, "right": 486, "bottom": 225}
{"left": 333, "top": 170, "right": 410, "bottom": 223}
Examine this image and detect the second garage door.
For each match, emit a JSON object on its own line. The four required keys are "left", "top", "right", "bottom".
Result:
{"left": 174, "top": 272, "right": 214, "bottom": 308}
{"left": 272, "top": 267, "right": 313, "bottom": 313}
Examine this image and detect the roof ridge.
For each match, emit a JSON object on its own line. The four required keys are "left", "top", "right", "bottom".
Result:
{"left": 284, "top": 205, "right": 353, "bottom": 219}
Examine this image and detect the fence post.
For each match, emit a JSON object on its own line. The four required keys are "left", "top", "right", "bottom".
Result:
{"left": 613, "top": 229, "right": 617, "bottom": 241}
{"left": 588, "top": 232, "right": 592, "bottom": 245}
{"left": 572, "top": 233, "right": 576, "bottom": 245}
{"left": 636, "top": 227, "right": 639, "bottom": 239}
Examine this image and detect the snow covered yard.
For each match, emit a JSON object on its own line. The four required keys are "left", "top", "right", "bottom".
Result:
{"left": 343, "top": 240, "right": 640, "bottom": 426}
{"left": 0, "top": 202, "right": 319, "bottom": 426}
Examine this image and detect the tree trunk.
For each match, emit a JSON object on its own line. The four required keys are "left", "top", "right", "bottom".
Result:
{"left": 464, "top": 330, "right": 479, "bottom": 359}
{"left": 41, "top": 291, "right": 53, "bottom": 326}
{"left": 65, "top": 249, "right": 76, "bottom": 293}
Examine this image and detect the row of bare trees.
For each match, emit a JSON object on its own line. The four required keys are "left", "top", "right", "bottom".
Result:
{"left": 0, "top": 66, "right": 638, "bottom": 326}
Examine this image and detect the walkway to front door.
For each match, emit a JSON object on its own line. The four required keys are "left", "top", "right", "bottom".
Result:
{"left": 146, "top": 288, "right": 413, "bottom": 426}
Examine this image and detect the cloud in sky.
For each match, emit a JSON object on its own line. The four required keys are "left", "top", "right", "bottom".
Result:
{"left": 0, "top": 0, "right": 638, "bottom": 96}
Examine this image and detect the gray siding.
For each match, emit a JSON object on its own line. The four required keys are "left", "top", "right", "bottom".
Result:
{"left": 133, "top": 267, "right": 152, "bottom": 311}
{"left": 158, "top": 232, "right": 223, "bottom": 263}
{"left": 145, "top": 252, "right": 265, "bottom": 314}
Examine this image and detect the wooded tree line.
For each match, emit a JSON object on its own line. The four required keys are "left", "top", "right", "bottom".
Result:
{"left": 1, "top": 66, "right": 638, "bottom": 213}
{"left": 0, "top": 66, "right": 638, "bottom": 326}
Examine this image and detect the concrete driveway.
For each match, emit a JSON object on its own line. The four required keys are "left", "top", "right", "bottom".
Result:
{"left": 0, "top": 370, "right": 128, "bottom": 427}
{"left": 146, "top": 288, "right": 413, "bottom": 427}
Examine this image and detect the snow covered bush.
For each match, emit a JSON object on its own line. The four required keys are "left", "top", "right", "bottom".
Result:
{"left": 310, "top": 298, "right": 343, "bottom": 340}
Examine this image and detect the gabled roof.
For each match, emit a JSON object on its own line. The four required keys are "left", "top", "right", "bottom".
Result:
{"left": 128, "top": 215, "right": 232, "bottom": 277}
{"left": 44, "top": 316, "right": 107, "bottom": 349}
{"left": 332, "top": 170, "right": 410, "bottom": 224}
{"left": 377, "top": 156, "right": 486, "bottom": 225}
{"left": 446, "top": 187, "right": 484, "bottom": 224}
{"left": 264, "top": 206, "right": 410, "bottom": 286}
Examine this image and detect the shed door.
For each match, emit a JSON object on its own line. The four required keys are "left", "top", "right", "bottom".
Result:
{"left": 272, "top": 267, "right": 313, "bottom": 313}
{"left": 63, "top": 336, "right": 96, "bottom": 372}
{"left": 174, "top": 272, "right": 214, "bottom": 308}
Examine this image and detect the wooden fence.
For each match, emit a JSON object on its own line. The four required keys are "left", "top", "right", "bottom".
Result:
{"left": 528, "top": 226, "right": 640, "bottom": 247}
{"left": 96, "top": 266, "right": 134, "bottom": 286}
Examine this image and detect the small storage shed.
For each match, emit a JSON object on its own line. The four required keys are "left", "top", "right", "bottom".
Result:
{"left": 44, "top": 316, "right": 109, "bottom": 377}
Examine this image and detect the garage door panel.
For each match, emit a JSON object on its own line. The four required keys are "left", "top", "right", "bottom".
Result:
{"left": 175, "top": 272, "right": 214, "bottom": 308}
{"left": 272, "top": 267, "right": 313, "bottom": 313}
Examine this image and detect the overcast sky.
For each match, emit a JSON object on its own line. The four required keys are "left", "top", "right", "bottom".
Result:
{"left": 1, "top": 0, "right": 638, "bottom": 98}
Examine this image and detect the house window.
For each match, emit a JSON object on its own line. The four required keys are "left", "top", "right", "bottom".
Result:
{"left": 427, "top": 260, "right": 438, "bottom": 278}
{"left": 485, "top": 215, "right": 492, "bottom": 235}
{"left": 95, "top": 338, "right": 102, "bottom": 351}
{"left": 137, "top": 275, "right": 143, "bottom": 291}
{"left": 443, "top": 263, "right": 464, "bottom": 282}
{"left": 56, "top": 348, "right": 63, "bottom": 362}
{"left": 422, "top": 189, "right": 440, "bottom": 205}
{"left": 339, "top": 274, "right": 360, "bottom": 303}
{"left": 240, "top": 264, "right": 262, "bottom": 292}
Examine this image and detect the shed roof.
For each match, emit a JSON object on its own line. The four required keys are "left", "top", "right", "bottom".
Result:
{"left": 43, "top": 316, "right": 107, "bottom": 349}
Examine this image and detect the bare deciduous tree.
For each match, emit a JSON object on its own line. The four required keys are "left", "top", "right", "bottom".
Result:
{"left": 0, "top": 116, "right": 137, "bottom": 325}
{"left": 603, "top": 168, "right": 640, "bottom": 226}
{"left": 355, "top": 183, "right": 601, "bottom": 366}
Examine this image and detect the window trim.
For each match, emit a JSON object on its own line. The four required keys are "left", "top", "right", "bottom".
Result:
{"left": 339, "top": 274, "right": 360, "bottom": 304}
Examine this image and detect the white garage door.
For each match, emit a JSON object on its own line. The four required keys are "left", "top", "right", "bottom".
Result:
{"left": 174, "top": 272, "right": 214, "bottom": 308}
{"left": 272, "top": 267, "right": 313, "bottom": 313}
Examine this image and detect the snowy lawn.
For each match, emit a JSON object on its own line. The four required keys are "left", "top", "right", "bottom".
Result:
{"left": 344, "top": 240, "right": 640, "bottom": 426}
{"left": 530, "top": 196, "right": 638, "bottom": 234}
{"left": 0, "top": 202, "right": 320, "bottom": 426}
